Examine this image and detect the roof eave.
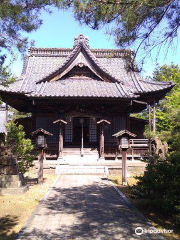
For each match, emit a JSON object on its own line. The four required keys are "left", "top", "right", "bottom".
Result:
{"left": 136, "top": 84, "right": 174, "bottom": 96}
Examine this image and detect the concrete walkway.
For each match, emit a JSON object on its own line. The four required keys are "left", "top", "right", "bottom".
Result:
{"left": 18, "top": 175, "right": 163, "bottom": 240}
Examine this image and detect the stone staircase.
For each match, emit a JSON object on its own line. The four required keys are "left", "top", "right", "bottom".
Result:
{"left": 55, "top": 165, "right": 109, "bottom": 175}
{"left": 55, "top": 147, "right": 107, "bottom": 175}
{"left": 63, "top": 148, "right": 99, "bottom": 161}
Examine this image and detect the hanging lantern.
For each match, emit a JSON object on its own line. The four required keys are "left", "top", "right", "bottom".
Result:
{"left": 31, "top": 128, "right": 53, "bottom": 149}
{"left": 120, "top": 136, "right": 129, "bottom": 150}
{"left": 37, "top": 134, "right": 46, "bottom": 148}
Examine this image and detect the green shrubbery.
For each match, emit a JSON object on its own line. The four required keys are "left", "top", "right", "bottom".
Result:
{"left": 132, "top": 152, "right": 180, "bottom": 225}
{"left": 131, "top": 63, "right": 180, "bottom": 226}
{"left": 6, "top": 121, "right": 35, "bottom": 173}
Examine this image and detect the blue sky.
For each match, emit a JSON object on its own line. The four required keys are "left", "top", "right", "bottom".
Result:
{"left": 10, "top": 8, "right": 180, "bottom": 78}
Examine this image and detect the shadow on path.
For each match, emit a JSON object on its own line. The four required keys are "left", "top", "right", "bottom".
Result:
{"left": 0, "top": 215, "right": 19, "bottom": 240}
{"left": 19, "top": 176, "right": 163, "bottom": 240}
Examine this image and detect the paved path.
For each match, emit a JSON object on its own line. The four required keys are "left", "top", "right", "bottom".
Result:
{"left": 18, "top": 175, "right": 163, "bottom": 240}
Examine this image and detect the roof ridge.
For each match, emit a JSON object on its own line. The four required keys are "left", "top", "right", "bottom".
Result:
{"left": 115, "top": 82, "right": 127, "bottom": 97}
{"left": 20, "top": 56, "right": 36, "bottom": 92}
{"left": 140, "top": 78, "right": 173, "bottom": 85}
{"left": 128, "top": 71, "right": 144, "bottom": 93}
{"left": 131, "top": 71, "right": 146, "bottom": 92}
{"left": 28, "top": 47, "right": 132, "bottom": 58}
{"left": 29, "top": 47, "right": 131, "bottom": 52}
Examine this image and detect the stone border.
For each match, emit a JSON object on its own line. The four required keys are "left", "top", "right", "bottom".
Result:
{"left": 16, "top": 175, "right": 60, "bottom": 240}
{"left": 108, "top": 179, "right": 165, "bottom": 240}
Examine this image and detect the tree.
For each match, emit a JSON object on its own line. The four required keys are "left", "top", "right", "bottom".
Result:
{"left": 0, "top": 55, "right": 16, "bottom": 86}
{"left": 59, "top": 0, "right": 180, "bottom": 61}
{"left": 0, "top": 0, "right": 58, "bottom": 55}
{"left": 2, "top": 1, "right": 179, "bottom": 65}
{"left": 141, "top": 63, "right": 180, "bottom": 150}
{"left": 132, "top": 152, "right": 180, "bottom": 226}
{"left": 6, "top": 121, "right": 35, "bottom": 173}
{"left": 132, "top": 65, "right": 180, "bottom": 226}
{"left": 0, "top": 0, "right": 63, "bottom": 83}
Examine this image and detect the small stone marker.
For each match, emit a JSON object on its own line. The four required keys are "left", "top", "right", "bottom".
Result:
{"left": 0, "top": 143, "right": 28, "bottom": 195}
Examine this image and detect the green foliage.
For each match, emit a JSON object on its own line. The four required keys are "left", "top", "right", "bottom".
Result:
{"left": 131, "top": 63, "right": 180, "bottom": 226}
{"left": 132, "top": 152, "right": 180, "bottom": 225}
{"left": 9, "top": 107, "right": 31, "bottom": 120}
{"left": 152, "top": 63, "right": 180, "bottom": 83}
{"left": 6, "top": 121, "right": 35, "bottom": 173}
{"left": 59, "top": 0, "right": 180, "bottom": 58}
{"left": 0, "top": 0, "right": 63, "bottom": 80}
{"left": 133, "top": 63, "right": 180, "bottom": 151}
{"left": 1, "top": 1, "right": 179, "bottom": 70}
{"left": 0, "top": 56, "right": 16, "bottom": 87}
{"left": 151, "top": 64, "right": 180, "bottom": 151}
{"left": 1, "top": 1, "right": 49, "bottom": 54}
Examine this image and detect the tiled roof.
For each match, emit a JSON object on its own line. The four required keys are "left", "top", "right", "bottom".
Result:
{"left": 0, "top": 34, "right": 174, "bottom": 100}
{"left": 31, "top": 79, "right": 135, "bottom": 98}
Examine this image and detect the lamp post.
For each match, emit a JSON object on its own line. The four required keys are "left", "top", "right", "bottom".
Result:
{"left": 113, "top": 130, "right": 136, "bottom": 185}
{"left": 31, "top": 128, "right": 53, "bottom": 184}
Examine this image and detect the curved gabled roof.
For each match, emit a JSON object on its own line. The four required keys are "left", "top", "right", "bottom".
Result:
{"left": 0, "top": 34, "right": 174, "bottom": 102}
{"left": 36, "top": 36, "right": 124, "bottom": 84}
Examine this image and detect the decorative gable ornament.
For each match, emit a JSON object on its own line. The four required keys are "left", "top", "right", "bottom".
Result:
{"left": 74, "top": 34, "right": 90, "bottom": 48}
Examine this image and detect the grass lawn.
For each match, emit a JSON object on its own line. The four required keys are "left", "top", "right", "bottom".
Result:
{"left": 109, "top": 174, "right": 180, "bottom": 240}
{"left": 0, "top": 168, "right": 57, "bottom": 240}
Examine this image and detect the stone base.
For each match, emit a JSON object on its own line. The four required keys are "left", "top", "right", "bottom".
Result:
{"left": 0, "top": 185, "right": 29, "bottom": 195}
{"left": 122, "top": 181, "right": 128, "bottom": 186}
{"left": 0, "top": 173, "right": 29, "bottom": 195}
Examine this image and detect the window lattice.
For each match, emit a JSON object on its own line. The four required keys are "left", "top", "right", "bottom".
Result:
{"left": 65, "top": 120, "right": 73, "bottom": 142}
{"left": 89, "top": 118, "right": 97, "bottom": 142}
{"left": 104, "top": 116, "right": 126, "bottom": 142}
{"left": 112, "top": 116, "right": 126, "bottom": 135}
{"left": 36, "top": 117, "right": 59, "bottom": 143}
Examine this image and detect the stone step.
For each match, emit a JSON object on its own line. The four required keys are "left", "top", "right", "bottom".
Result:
{"left": 64, "top": 154, "right": 99, "bottom": 162}
{"left": 63, "top": 149, "right": 98, "bottom": 156}
{"left": 64, "top": 148, "right": 97, "bottom": 151}
{"left": 55, "top": 165, "right": 108, "bottom": 175}
{"left": 63, "top": 152, "right": 98, "bottom": 156}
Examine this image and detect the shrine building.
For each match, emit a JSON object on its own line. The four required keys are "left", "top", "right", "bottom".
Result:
{"left": 0, "top": 34, "right": 174, "bottom": 161}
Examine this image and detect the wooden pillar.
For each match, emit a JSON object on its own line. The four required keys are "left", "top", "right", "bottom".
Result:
{"left": 100, "top": 124, "right": 105, "bottom": 159}
{"left": 58, "top": 123, "right": 64, "bottom": 159}
{"left": 121, "top": 150, "right": 127, "bottom": 185}
{"left": 153, "top": 101, "right": 156, "bottom": 133}
{"left": 81, "top": 120, "right": 84, "bottom": 156}
{"left": 132, "top": 148, "right": 134, "bottom": 161}
{"left": 97, "top": 119, "right": 111, "bottom": 160}
{"left": 38, "top": 149, "right": 44, "bottom": 184}
{"left": 148, "top": 104, "right": 151, "bottom": 132}
{"left": 5, "top": 103, "right": 8, "bottom": 123}
{"left": 4, "top": 103, "right": 8, "bottom": 138}
{"left": 53, "top": 119, "right": 67, "bottom": 161}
